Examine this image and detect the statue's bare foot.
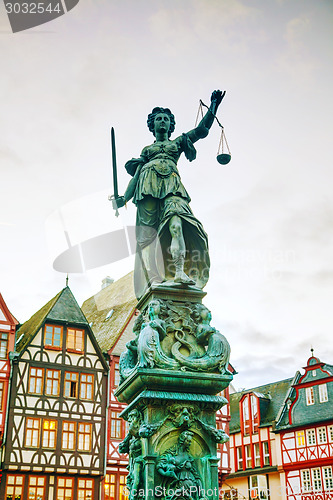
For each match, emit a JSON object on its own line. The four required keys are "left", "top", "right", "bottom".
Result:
{"left": 174, "top": 271, "right": 195, "bottom": 285}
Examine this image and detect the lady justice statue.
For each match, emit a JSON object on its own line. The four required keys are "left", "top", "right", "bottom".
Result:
{"left": 112, "top": 90, "right": 225, "bottom": 299}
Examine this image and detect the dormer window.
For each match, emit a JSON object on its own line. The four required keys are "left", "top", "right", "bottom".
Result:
{"left": 305, "top": 387, "right": 314, "bottom": 405}
{"left": 319, "top": 383, "right": 328, "bottom": 403}
{"left": 67, "top": 328, "right": 84, "bottom": 353}
{"left": 241, "top": 393, "right": 259, "bottom": 435}
{"left": 44, "top": 324, "right": 62, "bottom": 349}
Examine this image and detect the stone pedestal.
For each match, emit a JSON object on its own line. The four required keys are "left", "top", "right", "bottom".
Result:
{"left": 115, "top": 284, "right": 232, "bottom": 500}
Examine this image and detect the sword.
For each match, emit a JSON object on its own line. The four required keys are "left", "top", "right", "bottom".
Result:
{"left": 109, "top": 127, "right": 119, "bottom": 217}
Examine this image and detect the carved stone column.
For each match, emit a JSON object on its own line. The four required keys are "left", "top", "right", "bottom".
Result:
{"left": 115, "top": 283, "right": 232, "bottom": 500}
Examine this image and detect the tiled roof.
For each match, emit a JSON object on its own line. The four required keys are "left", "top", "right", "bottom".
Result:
{"left": 229, "top": 378, "right": 294, "bottom": 433}
{"left": 15, "top": 287, "right": 88, "bottom": 353}
{"left": 81, "top": 271, "right": 137, "bottom": 354}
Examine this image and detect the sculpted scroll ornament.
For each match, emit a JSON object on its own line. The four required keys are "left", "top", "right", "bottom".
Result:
{"left": 119, "top": 300, "right": 231, "bottom": 383}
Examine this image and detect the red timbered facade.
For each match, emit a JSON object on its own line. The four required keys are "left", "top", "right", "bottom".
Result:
{"left": 276, "top": 355, "right": 333, "bottom": 500}
{"left": 0, "top": 293, "right": 18, "bottom": 447}
{"left": 0, "top": 287, "right": 108, "bottom": 500}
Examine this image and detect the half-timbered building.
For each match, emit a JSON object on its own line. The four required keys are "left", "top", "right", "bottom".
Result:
{"left": 275, "top": 354, "right": 333, "bottom": 500}
{"left": 0, "top": 293, "right": 18, "bottom": 447}
{"left": 0, "top": 286, "right": 108, "bottom": 500}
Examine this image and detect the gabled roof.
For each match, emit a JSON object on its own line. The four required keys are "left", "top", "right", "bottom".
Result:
{"left": 81, "top": 271, "right": 137, "bottom": 354}
{"left": 229, "top": 378, "right": 294, "bottom": 433}
{"left": 0, "top": 292, "right": 19, "bottom": 326}
{"left": 16, "top": 287, "right": 88, "bottom": 353}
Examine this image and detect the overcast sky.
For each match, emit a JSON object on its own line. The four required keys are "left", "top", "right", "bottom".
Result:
{"left": 1, "top": 0, "right": 332, "bottom": 390}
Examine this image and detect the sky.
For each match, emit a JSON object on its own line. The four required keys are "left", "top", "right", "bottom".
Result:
{"left": 0, "top": 0, "right": 332, "bottom": 390}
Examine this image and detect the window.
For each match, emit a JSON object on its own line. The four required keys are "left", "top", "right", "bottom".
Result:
{"left": 25, "top": 418, "right": 40, "bottom": 447}
{"left": 104, "top": 474, "right": 116, "bottom": 500}
{"left": 78, "top": 478, "right": 94, "bottom": 500}
{"left": 251, "top": 395, "right": 259, "bottom": 433}
{"left": 28, "top": 367, "right": 44, "bottom": 394}
{"left": 249, "top": 475, "right": 268, "bottom": 499}
{"left": 110, "top": 411, "right": 122, "bottom": 439}
{"left": 45, "top": 324, "right": 62, "bottom": 348}
{"left": 301, "top": 470, "right": 311, "bottom": 493}
{"left": 0, "top": 332, "right": 8, "bottom": 358}
{"left": 296, "top": 430, "right": 305, "bottom": 447}
{"left": 245, "top": 444, "right": 252, "bottom": 469}
{"left": 64, "top": 372, "right": 78, "bottom": 398}
{"left": 254, "top": 443, "right": 260, "bottom": 467}
{"left": 0, "top": 380, "right": 4, "bottom": 410}
{"left": 263, "top": 442, "right": 270, "bottom": 466}
{"left": 57, "top": 477, "right": 74, "bottom": 500}
{"left": 317, "top": 427, "right": 327, "bottom": 444}
{"left": 5, "top": 475, "right": 24, "bottom": 500}
{"left": 28, "top": 476, "right": 46, "bottom": 500}
{"left": 45, "top": 369, "right": 60, "bottom": 396}
{"left": 42, "top": 419, "right": 57, "bottom": 448}
{"left": 319, "top": 384, "right": 328, "bottom": 403}
{"left": 312, "top": 370, "right": 316, "bottom": 377}
{"left": 312, "top": 468, "right": 322, "bottom": 492}
{"left": 80, "top": 373, "right": 94, "bottom": 400}
{"left": 78, "top": 423, "right": 92, "bottom": 452}
{"left": 67, "top": 328, "right": 84, "bottom": 352}
{"left": 329, "top": 425, "right": 333, "bottom": 442}
{"left": 119, "top": 475, "right": 127, "bottom": 500}
{"left": 114, "top": 360, "right": 120, "bottom": 387}
{"left": 62, "top": 421, "right": 76, "bottom": 450}
{"left": 306, "top": 428, "right": 316, "bottom": 446}
{"left": 323, "top": 467, "right": 333, "bottom": 491}
{"left": 236, "top": 447, "right": 243, "bottom": 471}
{"left": 242, "top": 398, "right": 250, "bottom": 435}
{"left": 306, "top": 387, "right": 314, "bottom": 405}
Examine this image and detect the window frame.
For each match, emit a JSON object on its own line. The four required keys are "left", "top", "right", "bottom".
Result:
{"left": 41, "top": 419, "right": 57, "bottom": 449}
{"left": 57, "top": 477, "right": 74, "bottom": 500}
{"left": 80, "top": 373, "right": 94, "bottom": 400}
{"left": 305, "top": 386, "right": 315, "bottom": 405}
{"left": 301, "top": 469, "right": 311, "bottom": 493}
{"left": 0, "top": 380, "right": 4, "bottom": 411}
{"left": 245, "top": 444, "right": 252, "bottom": 469}
{"left": 323, "top": 466, "right": 333, "bottom": 491}
{"left": 45, "top": 369, "right": 61, "bottom": 397}
{"left": 306, "top": 428, "right": 316, "bottom": 446}
{"left": 317, "top": 426, "right": 327, "bottom": 444}
{"left": 262, "top": 441, "right": 270, "bottom": 466}
{"left": 311, "top": 468, "right": 322, "bottom": 492}
{"left": 0, "top": 331, "right": 9, "bottom": 358}
{"left": 236, "top": 446, "right": 243, "bottom": 471}
{"left": 28, "top": 366, "right": 44, "bottom": 395}
{"left": 77, "top": 422, "right": 92, "bottom": 452}
{"left": 66, "top": 327, "right": 84, "bottom": 353}
{"left": 44, "top": 324, "right": 63, "bottom": 350}
{"left": 28, "top": 475, "right": 46, "bottom": 500}
{"left": 254, "top": 442, "right": 261, "bottom": 467}
{"left": 25, "top": 417, "right": 41, "bottom": 448}
{"left": 64, "top": 371, "right": 79, "bottom": 399}
{"left": 318, "top": 383, "right": 328, "bottom": 403}
{"left": 110, "top": 411, "right": 123, "bottom": 439}
{"left": 296, "top": 430, "right": 305, "bottom": 448}
{"left": 62, "top": 421, "right": 76, "bottom": 451}
{"left": 78, "top": 478, "right": 94, "bottom": 500}
{"left": 5, "top": 474, "right": 25, "bottom": 500}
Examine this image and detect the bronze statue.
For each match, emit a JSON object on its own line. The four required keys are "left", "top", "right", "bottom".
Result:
{"left": 113, "top": 90, "right": 225, "bottom": 298}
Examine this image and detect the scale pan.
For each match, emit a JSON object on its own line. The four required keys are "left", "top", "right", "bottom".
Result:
{"left": 217, "top": 153, "right": 231, "bottom": 165}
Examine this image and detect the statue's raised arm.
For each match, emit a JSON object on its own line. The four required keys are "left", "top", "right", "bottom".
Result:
{"left": 186, "top": 90, "right": 225, "bottom": 143}
{"left": 111, "top": 90, "right": 226, "bottom": 299}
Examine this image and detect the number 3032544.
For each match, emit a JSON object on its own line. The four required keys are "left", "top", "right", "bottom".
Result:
{"left": 5, "top": 3, "right": 62, "bottom": 14}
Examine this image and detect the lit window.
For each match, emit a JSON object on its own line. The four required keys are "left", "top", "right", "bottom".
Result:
{"left": 28, "top": 367, "right": 44, "bottom": 394}
{"left": 5, "top": 475, "right": 24, "bottom": 500}
{"left": 301, "top": 470, "right": 311, "bottom": 493}
{"left": 57, "top": 477, "right": 74, "bottom": 500}
{"left": 45, "top": 369, "right": 60, "bottom": 397}
{"left": 319, "top": 384, "right": 328, "bottom": 403}
{"left": 42, "top": 419, "right": 57, "bottom": 448}
{"left": 0, "top": 381, "right": 4, "bottom": 411}
{"left": 249, "top": 475, "right": 268, "bottom": 499}
{"left": 62, "top": 421, "right": 76, "bottom": 450}
{"left": 317, "top": 427, "right": 327, "bottom": 444}
{"left": 45, "top": 324, "right": 62, "bottom": 348}
{"left": 110, "top": 412, "right": 122, "bottom": 439}
{"left": 0, "top": 332, "right": 8, "bottom": 358}
{"left": 328, "top": 426, "right": 333, "bottom": 442}
{"left": 262, "top": 442, "right": 270, "bottom": 466}
{"left": 104, "top": 474, "right": 116, "bottom": 500}
{"left": 78, "top": 423, "right": 92, "bottom": 452}
{"left": 119, "top": 475, "right": 128, "bottom": 500}
{"left": 323, "top": 467, "right": 333, "bottom": 491}
{"left": 80, "top": 373, "right": 94, "bottom": 400}
{"left": 28, "top": 476, "right": 45, "bottom": 500}
{"left": 25, "top": 418, "right": 40, "bottom": 447}
{"left": 306, "top": 387, "right": 315, "bottom": 405}
{"left": 64, "top": 372, "right": 78, "bottom": 398}
{"left": 67, "top": 328, "right": 84, "bottom": 352}
{"left": 306, "top": 429, "right": 316, "bottom": 446}
{"left": 245, "top": 444, "right": 252, "bottom": 469}
{"left": 297, "top": 430, "right": 305, "bottom": 447}
{"left": 78, "top": 478, "right": 94, "bottom": 500}
{"left": 236, "top": 447, "right": 243, "bottom": 471}
{"left": 312, "top": 468, "right": 322, "bottom": 492}
{"left": 254, "top": 443, "right": 260, "bottom": 467}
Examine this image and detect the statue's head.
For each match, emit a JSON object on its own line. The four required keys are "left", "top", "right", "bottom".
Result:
{"left": 147, "top": 107, "right": 175, "bottom": 138}
{"left": 178, "top": 430, "right": 194, "bottom": 449}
